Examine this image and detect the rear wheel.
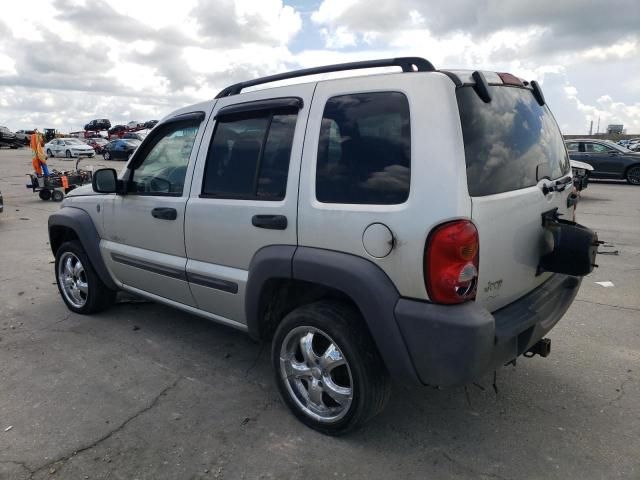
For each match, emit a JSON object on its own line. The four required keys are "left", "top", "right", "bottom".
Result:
{"left": 272, "top": 301, "right": 390, "bottom": 435}
{"left": 51, "top": 189, "right": 64, "bottom": 202}
{"left": 65, "top": 149, "right": 71, "bottom": 158}
{"left": 55, "top": 240, "right": 116, "bottom": 314}
{"left": 626, "top": 166, "right": 640, "bottom": 185}
{"left": 103, "top": 151, "right": 111, "bottom": 160}
{"left": 38, "top": 189, "right": 51, "bottom": 201}
{"left": 46, "top": 149, "right": 52, "bottom": 157}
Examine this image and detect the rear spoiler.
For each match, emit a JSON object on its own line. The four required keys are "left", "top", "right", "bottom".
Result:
{"left": 442, "top": 69, "right": 546, "bottom": 106}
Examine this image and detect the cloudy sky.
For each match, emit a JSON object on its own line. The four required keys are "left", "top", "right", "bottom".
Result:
{"left": 1, "top": 0, "right": 638, "bottom": 134}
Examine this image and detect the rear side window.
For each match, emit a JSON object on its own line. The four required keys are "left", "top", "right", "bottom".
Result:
{"left": 565, "top": 142, "right": 579, "bottom": 152}
{"left": 316, "top": 92, "right": 410, "bottom": 204}
{"left": 202, "top": 112, "right": 297, "bottom": 200}
{"left": 457, "top": 86, "right": 570, "bottom": 197}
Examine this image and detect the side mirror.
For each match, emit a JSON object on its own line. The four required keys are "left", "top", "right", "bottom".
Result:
{"left": 92, "top": 168, "right": 119, "bottom": 193}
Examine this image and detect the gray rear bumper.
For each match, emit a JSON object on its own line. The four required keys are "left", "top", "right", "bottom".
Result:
{"left": 394, "top": 274, "right": 581, "bottom": 386}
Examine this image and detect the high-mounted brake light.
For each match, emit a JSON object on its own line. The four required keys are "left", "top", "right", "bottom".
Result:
{"left": 497, "top": 72, "right": 524, "bottom": 86}
{"left": 424, "top": 220, "right": 479, "bottom": 304}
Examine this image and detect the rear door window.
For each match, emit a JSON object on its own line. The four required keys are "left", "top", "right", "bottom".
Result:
{"left": 316, "top": 92, "right": 411, "bottom": 204}
{"left": 202, "top": 111, "right": 297, "bottom": 200}
{"left": 457, "top": 86, "right": 570, "bottom": 197}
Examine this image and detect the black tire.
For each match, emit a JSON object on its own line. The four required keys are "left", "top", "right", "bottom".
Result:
{"left": 46, "top": 149, "right": 53, "bottom": 157}
{"left": 51, "top": 189, "right": 64, "bottom": 202}
{"left": 65, "top": 149, "right": 72, "bottom": 158}
{"left": 626, "top": 165, "right": 640, "bottom": 185}
{"left": 39, "top": 189, "right": 52, "bottom": 201}
{"left": 103, "top": 151, "right": 111, "bottom": 160}
{"left": 54, "top": 240, "right": 116, "bottom": 314}
{"left": 272, "top": 301, "right": 390, "bottom": 435}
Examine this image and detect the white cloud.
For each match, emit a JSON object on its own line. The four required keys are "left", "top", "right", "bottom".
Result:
{"left": 0, "top": 0, "right": 639, "bottom": 136}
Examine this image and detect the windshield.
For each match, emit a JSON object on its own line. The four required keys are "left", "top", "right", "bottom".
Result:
{"left": 64, "top": 138, "right": 85, "bottom": 145}
{"left": 457, "top": 85, "right": 570, "bottom": 197}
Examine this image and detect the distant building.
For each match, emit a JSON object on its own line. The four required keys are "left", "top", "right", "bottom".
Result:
{"left": 607, "top": 124, "right": 624, "bottom": 134}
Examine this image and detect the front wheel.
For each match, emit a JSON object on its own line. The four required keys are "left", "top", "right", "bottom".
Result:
{"left": 272, "top": 301, "right": 390, "bottom": 435}
{"left": 626, "top": 166, "right": 640, "bottom": 185}
{"left": 46, "top": 149, "right": 53, "bottom": 157}
{"left": 51, "top": 189, "right": 64, "bottom": 202}
{"left": 55, "top": 240, "right": 116, "bottom": 314}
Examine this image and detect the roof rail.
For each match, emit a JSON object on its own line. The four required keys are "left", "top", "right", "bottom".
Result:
{"left": 215, "top": 57, "right": 436, "bottom": 98}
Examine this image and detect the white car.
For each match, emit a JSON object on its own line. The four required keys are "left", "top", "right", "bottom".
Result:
{"left": 127, "top": 121, "right": 143, "bottom": 129}
{"left": 45, "top": 138, "right": 95, "bottom": 158}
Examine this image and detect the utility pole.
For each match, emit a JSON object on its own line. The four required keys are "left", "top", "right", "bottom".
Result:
{"left": 596, "top": 116, "right": 600, "bottom": 135}
{"left": 589, "top": 120, "right": 593, "bottom": 135}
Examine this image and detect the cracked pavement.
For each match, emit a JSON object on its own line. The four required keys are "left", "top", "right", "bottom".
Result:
{"left": 0, "top": 148, "right": 639, "bottom": 479}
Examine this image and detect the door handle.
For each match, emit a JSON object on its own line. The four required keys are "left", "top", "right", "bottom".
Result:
{"left": 151, "top": 207, "right": 177, "bottom": 220}
{"left": 251, "top": 214, "right": 287, "bottom": 230}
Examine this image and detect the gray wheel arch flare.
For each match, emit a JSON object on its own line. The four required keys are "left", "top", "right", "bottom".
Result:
{"left": 245, "top": 245, "right": 420, "bottom": 385}
{"left": 48, "top": 207, "right": 118, "bottom": 291}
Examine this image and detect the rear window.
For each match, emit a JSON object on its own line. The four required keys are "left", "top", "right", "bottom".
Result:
{"left": 457, "top": 86, "right": 570, "bottom": 197}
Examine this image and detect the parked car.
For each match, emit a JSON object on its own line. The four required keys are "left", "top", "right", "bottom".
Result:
{"left": 122, "top": 132, "right": 147, "bottom": 141}
{"left": 45, "top": 138, "right": 95, "bottom": 158}
{"left": 127, "top": 121, "right": 143, "bottom": 129}
{"left": 108, "top": 124, "right": 127, "bottom": 138}
{"left": 49, "top": 58, "right": 598, "bottom": 434}
{"left": 627, "top": 139, "right": 640, "bottom": 152}
{"left": 0, "top": 126, "right": 20, "bottom": 148}
{"left": 15, "top": 129, "right": 34, "bottom": 145}
{"left": 102, "top": 138, "right": 140, "bottom": 160}
{"left": 570, "top": 159, "right": 594, "bottom": 191}
{"left": 84, "top": 137, "right": 109, "bottom": 153}
{"left": 565, "top": 139, "right": 640, "bottom": 184}
{"left": 144, "top": 120, "right": 159, "bottom": 129}
{"left": 84, "top": 119, "right": 111, "bottom": 131}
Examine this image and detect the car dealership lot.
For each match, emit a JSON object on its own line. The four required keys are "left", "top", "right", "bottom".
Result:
{"left": 0, "top": 148, "right": 638, "bottom": 479}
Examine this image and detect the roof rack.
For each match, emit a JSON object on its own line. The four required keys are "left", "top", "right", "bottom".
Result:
{"left": 215, "top": 57, "right": 436, "bottom": 98}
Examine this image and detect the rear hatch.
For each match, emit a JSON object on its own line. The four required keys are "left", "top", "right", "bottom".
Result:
{"left": 456, "top": 77, "right": 572, "bottom": 312}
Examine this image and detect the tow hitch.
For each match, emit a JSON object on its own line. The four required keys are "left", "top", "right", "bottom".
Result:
{"left": 524, "top": 338, "right": 551, "bottom": 358}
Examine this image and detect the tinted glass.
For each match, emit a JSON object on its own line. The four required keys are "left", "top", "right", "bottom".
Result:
{"left": 316, "top": 92, "right": 410, "bottom": 204}
{"left": 202, "top": 112, "right": 296, "bottom": 200}
{"left": 565, "top": 142, "right": 579, "bottom": 152}
{"left": 131, "top": 122, "right": 200, "bottom": 195}
{"left": 457, "top": 86, "right": 570, "bottom": 197}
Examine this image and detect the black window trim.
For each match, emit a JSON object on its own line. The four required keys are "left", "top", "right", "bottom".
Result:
{"left": 124, "top": 111, "right": 204, "bottom": 197}
{"left": 215, "top": 97, "right": 302, "bottom": 119}
{"left": 200, "top": 108, "right": 298, "bottom": 201}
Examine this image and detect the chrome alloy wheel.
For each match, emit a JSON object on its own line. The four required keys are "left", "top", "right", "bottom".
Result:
{"left": 58, "top": 252, "right": 88, "bottom": 308}
{"left": 279, "top": 326, "right": 354, "bottom": 423}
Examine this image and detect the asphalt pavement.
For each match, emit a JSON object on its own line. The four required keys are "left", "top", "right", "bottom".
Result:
{"left": 0, "top": 147, "right": 638, "bottom": 479}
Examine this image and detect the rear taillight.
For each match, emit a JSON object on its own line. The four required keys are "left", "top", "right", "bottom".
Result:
{"left": 424, "top": 220, "right": 479, "bottom": 304}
